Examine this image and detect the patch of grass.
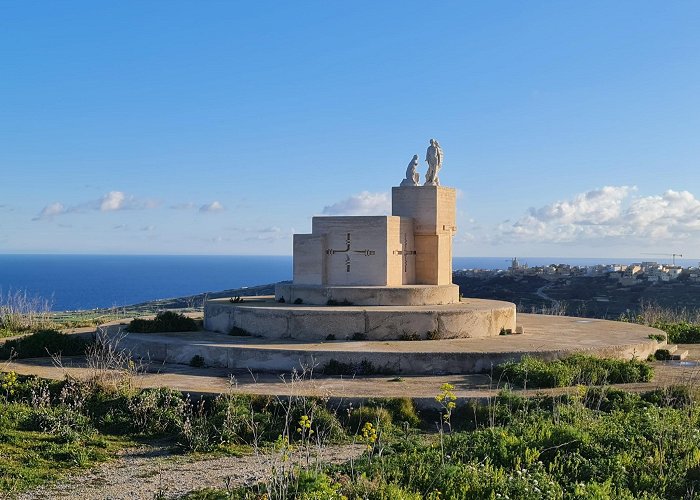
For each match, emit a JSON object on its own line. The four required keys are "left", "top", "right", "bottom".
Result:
{"left": 0, "top": 402, "right": 133, "bottom": 492}
{"left": 648, "top": 333, "right": 667, "bottom": 342}
{"left": 494, "top": 354, "right": 654, "bottom": 388}
{"left": 127, "top": 311, "right": 198, "bottom": 333}
{"left": 0, "top": 329, "right": 88, "bottom": 359}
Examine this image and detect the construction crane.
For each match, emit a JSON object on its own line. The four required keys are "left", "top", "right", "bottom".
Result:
{"left": 641, "top": 253, "right": 683, "bottom": 266}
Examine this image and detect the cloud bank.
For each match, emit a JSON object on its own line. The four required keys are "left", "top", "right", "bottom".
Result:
{"left": 322, "top": 191, "right": 391, "bottom": 216}
{"left": 498, "top": 186, "right": 700, "bottom": 243}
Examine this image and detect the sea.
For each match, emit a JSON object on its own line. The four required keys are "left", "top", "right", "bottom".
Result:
{"left": 0, "top": 254, "right": 698, "bottom": 312}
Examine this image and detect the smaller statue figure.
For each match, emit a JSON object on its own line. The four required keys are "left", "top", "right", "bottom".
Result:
{"left": 400, "top": 154, "right": 420, "bottom": 186}
{"left": 424, "top": 138, "right": 443, "bottom": 186}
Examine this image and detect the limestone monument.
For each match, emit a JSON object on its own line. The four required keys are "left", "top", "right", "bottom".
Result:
{"left": 146, "top": 139, "right": 662, "bottom": 375}
{"left": 400, "top": 154, "right": 420, "bottom": 186}
{"left": 205, "top": 139, "right": 516, "bottom": 341}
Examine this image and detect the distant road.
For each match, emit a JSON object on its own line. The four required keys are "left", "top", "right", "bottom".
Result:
{"left": 536, "top": 284, "right": 557, "bottom": 305}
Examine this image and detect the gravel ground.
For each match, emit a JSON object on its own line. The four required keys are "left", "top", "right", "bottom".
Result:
{"left": 12, "top": 443, "right": 364, "bottom": 500}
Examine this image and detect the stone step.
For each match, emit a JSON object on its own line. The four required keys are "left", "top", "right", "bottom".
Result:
{"left": 666, "top": 344, "right": 679, "bottom": 354}
{"left": 671, "top": 350, "right": 688, "bottom": 361}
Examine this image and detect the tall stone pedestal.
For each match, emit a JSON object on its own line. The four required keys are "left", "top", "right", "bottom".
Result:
{"left": 392, "top": 185, "right": 456, "bottom": 285}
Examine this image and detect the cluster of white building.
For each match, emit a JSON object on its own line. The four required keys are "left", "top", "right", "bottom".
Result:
{"left": 455, "top": 258, "right": 700, "bottom": 285}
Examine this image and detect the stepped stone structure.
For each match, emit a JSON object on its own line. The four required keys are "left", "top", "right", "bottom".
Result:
{"left": 205, "top": 140, "right": 517, "bottom": 340}
{"left": 275, "top": 185, "right": 459, "bottom": 306}
{"left": 118, "top": 139, "right": 664, "bottom": 377}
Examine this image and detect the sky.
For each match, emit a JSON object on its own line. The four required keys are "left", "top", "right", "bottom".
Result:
{"left": 1, "top": 1, "right": 699, "bottom": 258}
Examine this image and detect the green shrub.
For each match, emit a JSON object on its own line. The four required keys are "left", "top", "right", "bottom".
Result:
{"left": 126, "top": 387, "right": 186, "bottom": 435}
{"left": 642, "top": 385, "right": 693, "bottom": 409}
{"left": 654, "top": 322, "right": 700, "bottom": 343}
{"left": 375, "top": 398, "right": 420, "bottom": 428}
{"left": 0, "top": 329, "right": 88, "bottom": 359}
{"left": 127, "top": 311, "right": 198, "bottom": 333}
{"left": 295, "top": 402, "right": 346, "bottom": 442}
{"left": 345, "top": 406, "right": 392, "bottom": 434}
{"left": 495, "top": 354, "right": 654, "bottom": 388}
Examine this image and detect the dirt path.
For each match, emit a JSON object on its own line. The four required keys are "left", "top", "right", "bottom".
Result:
{"left": 13, "top": 443, "right": 364, "bottom": 500}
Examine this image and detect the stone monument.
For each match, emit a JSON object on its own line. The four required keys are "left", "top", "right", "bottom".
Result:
{"left": 205, "top": 140, "right": 516, "bottom": 340}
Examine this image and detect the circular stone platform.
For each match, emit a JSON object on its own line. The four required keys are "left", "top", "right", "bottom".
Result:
{"left": 274, "top": 283, "right": 460, "bottom": 306}
{"left": 203, "top": 296, "right": 516, "bottom": 341}
{"left": 116, "top": 314, "right": 664, "bottom": 375}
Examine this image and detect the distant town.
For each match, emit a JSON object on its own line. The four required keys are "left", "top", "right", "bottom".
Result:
{"left": 453, "top": 257, "right": 700, "bottom": 319}
{"left": 456, "top": 257, "right": 700, "bottom": 285}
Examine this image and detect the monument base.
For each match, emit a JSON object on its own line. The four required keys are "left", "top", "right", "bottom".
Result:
{"left": 274, "top": 283, "right": 460, "bottom": 306}
{"left": 118, "top": 314, "right": 663, "bottom": 375}
{"left": 203, "top": 296, "right": 515, "bottom": 341}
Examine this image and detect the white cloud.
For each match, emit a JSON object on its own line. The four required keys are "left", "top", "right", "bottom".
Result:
{"left": 140, "top": 225, "right": 156, "bottom": 232}
{"left": 34, "top": 191, "right": 158, "bottom": 220}
{"left": 34, "top": 202, "right": 66, "bottom": 220}
{"left": 322, "top": 191, "right": 391, "bottom": 216}
{"left": 199, "top": 201, "right": 225, "bottom": 213}
{"left": 498, "top": 186, "right": 700, "bottom": 244}
{"left": 99, "top": 191, "right": 127, "bottom": 211}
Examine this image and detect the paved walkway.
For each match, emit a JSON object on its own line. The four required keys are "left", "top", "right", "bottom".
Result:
{"left": 6, "top": 347, "right": 700, "bottom": 405}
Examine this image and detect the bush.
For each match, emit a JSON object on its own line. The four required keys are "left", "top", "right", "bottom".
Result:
{"left": 371, "top": 398, "right": 420, "bottom": 428}
{"left": 127, "top": 311, "right": 198, "bottom": 333}
{"left": 126, "top": 387, "right": 186, "bottom": 435}
{"left": 345, "top": 406, "right": 393, "bottom": 434}
{"left": 654, "top": 322, "right": 700, "bottom": 343}
{"left": 495, "top": 354, "right": 654, "bottom": 388}
{"left": 0, "top": 329, "right": 88, "bottom": 359}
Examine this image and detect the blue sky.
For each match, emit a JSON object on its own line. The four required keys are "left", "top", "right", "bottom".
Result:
{"left": 2, "top": 1, "right": 699, "bottom": 258}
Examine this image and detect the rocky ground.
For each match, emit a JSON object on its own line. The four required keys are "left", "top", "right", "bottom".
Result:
{"left": 13, "top": 443, "right": 363, "bottom": 500}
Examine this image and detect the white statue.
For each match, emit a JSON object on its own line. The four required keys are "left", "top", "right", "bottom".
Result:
{"left": 424, "top": 138, "right": 443, "bottom": 186}
{"left": 400, "top": 154, "right": 420, "bottom": 186}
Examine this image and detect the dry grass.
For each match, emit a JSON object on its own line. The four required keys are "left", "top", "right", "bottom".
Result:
{"left": 0, "top": 289, "right": 53, "bottom": 336}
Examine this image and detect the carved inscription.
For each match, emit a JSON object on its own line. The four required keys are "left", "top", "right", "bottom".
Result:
{"left": 326, "top": 233, "right": 375, "bottom": 272}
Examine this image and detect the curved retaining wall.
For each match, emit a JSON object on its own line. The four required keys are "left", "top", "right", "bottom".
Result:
{"left": 203, "top": 297, "right": 516, "bottom": 341}
{"left": 117, "top": 314, "right": 664, "bottom": 375}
